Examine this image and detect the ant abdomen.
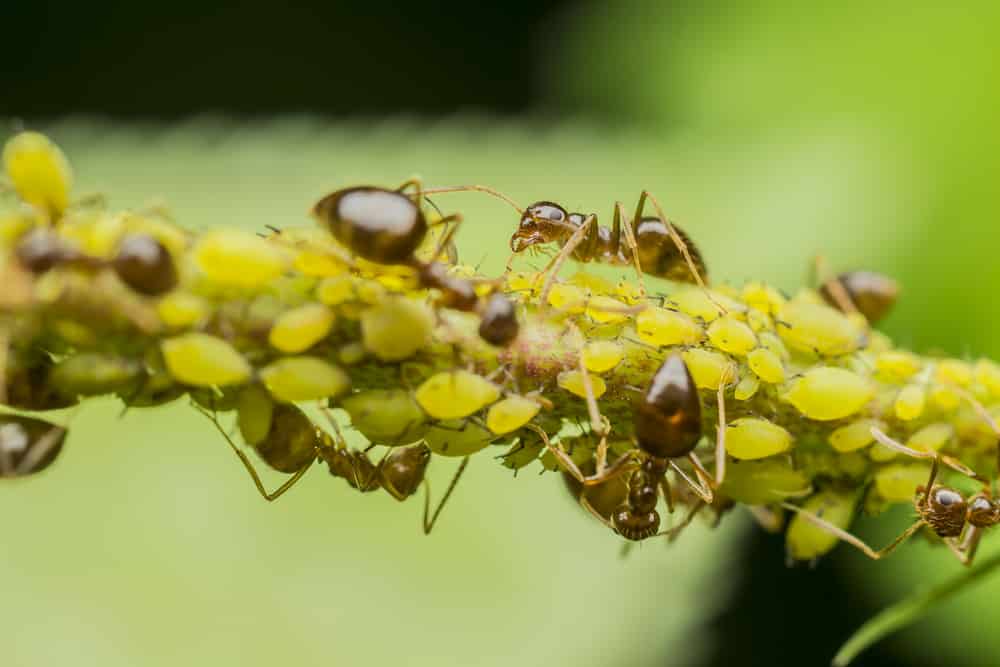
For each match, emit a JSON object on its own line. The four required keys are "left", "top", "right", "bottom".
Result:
{"left": 633, "top": 218, "right": 707, "bottom": 284}
{"left": 634, "top": 355, "right": 703, "bottom": 460}
{"left": 255, "top": 403, "right": 323, "bottom": 474}
{"left": 313, "top": 186, "right": 428, "bottom": 265}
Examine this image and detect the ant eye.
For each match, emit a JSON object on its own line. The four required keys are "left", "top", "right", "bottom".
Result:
{"left": 527, "top": 202, "right": 567, "bottom": 222}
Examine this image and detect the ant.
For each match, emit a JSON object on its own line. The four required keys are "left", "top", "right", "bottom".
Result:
{"left": 311, "top": 180, "right": 519, "bottom": 346}
{"left": 0, "top": 414, "right": 67, "bottom": 478}
{"left": 812, "top": 256, "right": 899, "bottom": 324}
{"left": 537, "top": 353, "right": 731, "bottom": 541}
{"left": 195, "top": 401, "right": 467, "bottom": 534}
{"left": 418, "top": 185, "right": 715, "bottom": 309}
{"left": 784, "top": 425, "right": 997, "bottom": 565}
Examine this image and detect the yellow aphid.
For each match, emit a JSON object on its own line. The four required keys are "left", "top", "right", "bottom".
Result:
{"left": 784, "top": 367, "right": 874, "bottom": 421}
{"left": 707, "top": 316, "right": 757, "bottom": 355}
{"left": 568, "top": 272, "right": 614, "bottom": 294}
{"left": 875, "top": 350, "right": 922, "bottom": 382}
{"left": 582, "top": 340, "right": 624, "bottom": 373}
{"left": 193, "top": 229, "right": 288, "bottom": 289}
{"left": 615, "top": 279, "right": 644, "bottom": 305}
{"left": 907, "top": 422, "right": 953, "bottom": 453}
{"left": 974, "top": 359, "right": 1000, "bottom": 398}
{"left": 505, "top": 271, "right": 543, "bottom": 294}
{"left": 741, "top": 281, "right": 786, "bottom": 315}
{"left": 635, "top": 307, "right": 703, "bottom": 347}
{"left": 868, "top": 442, "right": 898, "bottom": 462}
{"left": 874, "top": 464, "right": 929, "bottom": 503}
{"left": 268, "top": 303, "right": 335, "bottom": 353}
{"left": 341, "top": 389, "right": 428, "bottom": 445}
{"left": 668, "top": 287, "right": 734, "bottom": 323}
{"left": 734, "top": 375, "right": 760, "bottom": 401}
{"left": 776, "top": 301, "right": 863, "bottom": 356}
{"left": 720, "top": 459, "right": 811, "bottom": 505}
{"left": 259, "top": 356, "right": 350, "bottom": 402}
{"left": 355, "top": 279, "right": 386, "bottom": 304}
{"left": 156, "top": 292, "right": 210, "bottom": 329}
{"left": 586, "top": 295, "right": 629, "bottom": 324}
{"left": 746, "top": 308, "right": 774, "bottom": 334}
{"left": 935, "top": 359, "right": 973, "bottom": 387}
{"left": 316, "top": 275, "right": 357, "bottom": 305}
{"left": 360, "top": 297, "right": 432, "bottom": 361}
{"left": 681, "top": 348, "right": 734, "bottom": 390}
{"left": 337, "top": 342, "right": 366, "bottom": 365}
{"left": 828, "top": 419, "right": 882, "bottom": 453}
{"left": 557, "top": 370, "right": 607, "bottom": 399}
{"left": 237, "top": 384, "right": 274, "bottom": 446}
{"left": 486, "top": 396, "right": 541, "bottom": 435}
{"left": 294, "top": 249, "right": 349, "bottom": 277}
{"left": 757, "top": 331, "right": 790, "bottom": 361}
{"left": 786, "top": 490, "right": 857, "bottom": 561}
{"left": 929, "top": 384, "right": 961, "bottom": 411}
{"left": 415, "top": 370, "right": 501, "bottom": 420}
{"left": 747, "top": 348, "right": 785, "bottom": 384}
{"left": 894, "top": 384, "right": 926, "bottom": 421}
{"left": 424, "top": 420, "right": 495, "bottom": 457}
{"left": 2, "top": 131, "right": 73, "bottom": 219}
{"left": 547, "top": 283, "right": 587, "bottom": 313}
{"left": 161, "top": 333, "right": 252, "bottom": 387}
{"left": 725, "top": 418, "right": 793, "bottom": 460}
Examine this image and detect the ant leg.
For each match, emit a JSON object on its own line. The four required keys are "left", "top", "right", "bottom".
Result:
{"left": 747, "top": 505, "right": 785, "bottom": 533}
{"left": 422, "top": 456, "right": 470, "bottom": 534}
{"left": 870, "top": 427, "right": 985, "bottom": 484}
{"left": 656, "top": 499, "right": 705, "bottom": 542}
{"left": 781, "top": 502, "right": 926, "bottom": 560}
{"left": 950, "top": 386, "right": 1000, "bottom": 478}
{"left": 528, "top": 423, "right": 635, "bottom": 486}
{"left": 669, "top": 453, "right": 715, "bottom": 504}
{"left": 196, "top": 405, "right": 310, "bottom": 502}
{"left": 714, "top": 373, "right": 732, "bottom": 486}
{"left": 613, "top": 201, "right": 648, "bottom": 298}
{"left": 812, "top": 254, "right": 859, "bottom": 316}
{"left": 579, "top": 494, "right": 616, "bottom": 531}
{"left": 538, "top": 215, "right": 592, "bottom": 309}
{"left": 945, "top": 525, "right": 983, "bottom": 567}
{"left": 660, "top": 475, "right": 675, "bottom": 514}
{"left": 0, "top": 323, "right": 8, "bottom": 406}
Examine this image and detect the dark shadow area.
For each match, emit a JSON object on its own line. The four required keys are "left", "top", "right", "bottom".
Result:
{"left": 3, "top": 0, "right": 571, "bottom": 119}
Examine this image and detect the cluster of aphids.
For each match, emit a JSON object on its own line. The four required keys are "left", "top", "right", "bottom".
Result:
{"left": 5, "top": 131, "right": 1000, "bottom": 565}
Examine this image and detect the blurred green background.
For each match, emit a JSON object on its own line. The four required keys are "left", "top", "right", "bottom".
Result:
{"left": 5, "top": 2, "right": 1000, "bottom": 666}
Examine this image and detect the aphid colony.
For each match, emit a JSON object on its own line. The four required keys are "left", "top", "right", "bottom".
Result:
{"left": 3, "top": 131, "right": 1000, "bottom": 564}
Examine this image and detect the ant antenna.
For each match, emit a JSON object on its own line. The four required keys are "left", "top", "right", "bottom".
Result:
{"left": 420, "top": 185, "right": 524, "bottom": 214}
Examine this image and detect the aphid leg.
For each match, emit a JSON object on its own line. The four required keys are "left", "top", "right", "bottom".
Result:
{"left": 870, "top": 427, "right": 985, "bottom": 484}
{"left": 781, "top": 502, "right": 926, "bottom": 560}
{"left": 12, "top": 423, "right": 66, "bottom": 477}
{"left": 196, "top": 405, "right": 310, "bottom": 502}
{"left": 528, "top": 423, "right": 634, "bottom": 486}
{"left": 422, "top": 456, "right": 470, "bottom": 534}
{"left": 613, "top": 201, "right": 648, "bottom": 298}
{"left": 538, "top": 215, "right": 592, "bottom": 309}
{"left": 812, "top": 254, "right": 858, "bottom": 316}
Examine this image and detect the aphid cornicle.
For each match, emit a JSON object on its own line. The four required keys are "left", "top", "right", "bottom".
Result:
{"left": 312, "top": 182, "right": 520, "bottom": 346}
{"left": 0, "top": 415, "right": 67, "bottom": 478}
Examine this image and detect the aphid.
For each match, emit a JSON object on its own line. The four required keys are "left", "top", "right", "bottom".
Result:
{"left": 197, "top": 402, "right": 467, "bottom": 533}
{"left": 541, "top": 354, "right": 729, "bottom": 541}
{"left": 0, "top": 414, "right": 67, "bottom": 478}
{"left": 813, "top": 256, "right": 899, "bottom": 323}
{"left": 784, "top": 427, "right": 993, "bottom": 564}
{"left": 420, "top": 185, "right": 711, "bottom": 302}
{"left": 312, "top": 181, "right": 519, "bottom": 346}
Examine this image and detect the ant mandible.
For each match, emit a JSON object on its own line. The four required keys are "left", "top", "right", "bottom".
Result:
{"left": 418, "top": 185, "right": 715, "bottom": 310}
{"left": 311, "top": 179, "right": 518, "bottom": 346}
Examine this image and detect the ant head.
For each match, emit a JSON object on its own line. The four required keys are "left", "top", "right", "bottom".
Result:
{"left": 612, "top": 508, "right": 660, "bottom": 541}
{"left": 510, "top": 201, "right": 569, "bottom": 252}
{"left": 967, "top": 492, "right": 1000, "bottom": 527}
{"left": 920, "top": 485, "right": 967, "bottom": 538}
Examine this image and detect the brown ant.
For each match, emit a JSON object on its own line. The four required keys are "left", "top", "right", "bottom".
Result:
{"left": 784, "top": 426, "right": 996, "bottom": 565}
{"left": 0, "top": 414, "right": 67, "bottom": 478}
{"left": 196, "top": 401, "right": 467, "bottom": 534}
{"left": 311, "top": 180, "right": 519, "bottom": 346}
{"left": 418, "top": 186, "right": 714, "bottom": 308}
{"left": 812, "top": 256, "right": 899, "bottom": 324}
{"left": 537, "top": 353, "right": 730, "bottom": 541}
